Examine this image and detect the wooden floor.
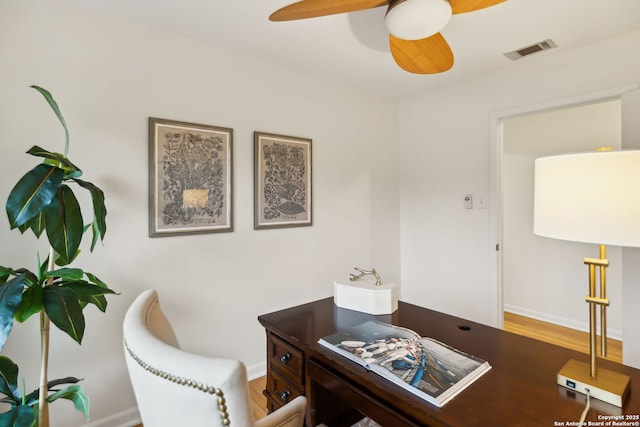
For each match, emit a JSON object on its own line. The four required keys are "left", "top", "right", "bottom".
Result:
{"left": 249, "top": 374, "right": 268, "bottom": 421}
{"left": 503, "top": 311, "right": 622, "bottom": 364}
{"left": 134, "top": 313, "right": 622, "bottom": 426}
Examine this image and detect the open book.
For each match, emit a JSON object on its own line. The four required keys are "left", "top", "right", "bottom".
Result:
{"left": 318, "top": 320, "right": 491, "bottom": 408}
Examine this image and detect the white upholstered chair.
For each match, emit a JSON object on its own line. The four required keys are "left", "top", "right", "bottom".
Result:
{"left": 123, "top": 289, "right": 307, "bottom": 427}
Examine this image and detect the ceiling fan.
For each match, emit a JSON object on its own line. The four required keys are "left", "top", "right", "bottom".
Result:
{"left": 269, "top": 0, "right": 507, "bottom": 74}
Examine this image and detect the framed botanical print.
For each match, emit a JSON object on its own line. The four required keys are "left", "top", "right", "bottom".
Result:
{"left": 149, "top": 118, "right": 233, "bottom": 237}
{"left": 254, "top": 132, "right": 312, "bottom": 229}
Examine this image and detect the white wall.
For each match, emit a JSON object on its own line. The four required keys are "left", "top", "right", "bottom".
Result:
{"left": 502, "top": 101, "right": 623, "bottom": 337}
{"left": 398, "top": 30, "right": 640, "bottom": 343}
{"left": 0, "top": 1, "right": 400, "bottom": 425}
{"left": 621, "top": 89, "right": 640, "bottom": 367}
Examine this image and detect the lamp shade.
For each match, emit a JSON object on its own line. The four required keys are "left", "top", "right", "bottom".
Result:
{"left": 533, "top": 150, "right": 640, "bottom": 247}
{"left": 385, "top": 0, "right": 452, "bottom": 40}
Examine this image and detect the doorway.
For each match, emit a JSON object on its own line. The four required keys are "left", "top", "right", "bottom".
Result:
{"left": 489, "top": 85, "right": 638, "bottom": 339}
{"left": 501, "top": 100, "right": 622, "bottom": 340}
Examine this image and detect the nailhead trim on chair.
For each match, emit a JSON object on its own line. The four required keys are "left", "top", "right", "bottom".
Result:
{"left": 124, "top": 339, "right": 231, "bottom": 426}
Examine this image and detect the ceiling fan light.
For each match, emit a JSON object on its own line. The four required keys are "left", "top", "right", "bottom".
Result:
{"left": 385, "top": 0, "right": 452, "bottom": 40}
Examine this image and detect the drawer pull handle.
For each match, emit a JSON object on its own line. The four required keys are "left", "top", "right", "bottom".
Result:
{"left": 280, "top": 353, "right": 291, "bottom": 363}
{"left": 280, "top": 389, "right": 291, "bottom": 402}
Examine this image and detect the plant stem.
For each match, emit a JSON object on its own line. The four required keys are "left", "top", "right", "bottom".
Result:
{"left": 39, "top": 312, "right": 50, "bottom": 427}
{"left": 38, "top": 247, "right": 56, "bottom": 427}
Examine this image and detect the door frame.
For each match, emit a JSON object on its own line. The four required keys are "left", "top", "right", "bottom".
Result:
{"left": 488, "top": 83, "right": 639, "bottom": 329}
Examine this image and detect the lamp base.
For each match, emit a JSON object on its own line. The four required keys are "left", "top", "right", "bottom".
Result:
{"left": 557, "top": 359, "right": 630, "bottom": 407}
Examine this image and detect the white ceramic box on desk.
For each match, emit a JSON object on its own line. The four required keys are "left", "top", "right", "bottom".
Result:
{"left": 333, "top": 279, "right": 399, "bottom": 315}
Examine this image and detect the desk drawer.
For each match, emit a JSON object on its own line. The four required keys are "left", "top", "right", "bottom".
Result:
{"left": 266, "top": 371, "right": 303, "bottom": 408}
{"left": 269, "top": 334, "right": 304, "bottom": 388}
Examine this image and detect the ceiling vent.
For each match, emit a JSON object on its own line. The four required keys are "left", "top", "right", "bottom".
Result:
{"left": 504, "top": 39, "right": 558, "bottom": 61}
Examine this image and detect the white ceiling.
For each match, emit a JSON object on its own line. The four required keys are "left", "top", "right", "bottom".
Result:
{"left": 71, "top": 0, "right": 640, "bottom": 99}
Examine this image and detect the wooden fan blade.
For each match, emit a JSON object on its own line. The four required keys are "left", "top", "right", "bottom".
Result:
{"left": 389, "top": 33, "right": 454, "bottom": 74}
{"left": 449, "top": 0, "right": 507, "bottom": 15}
{"left": 270, "top": 0, "right": 389, "bottom": 21}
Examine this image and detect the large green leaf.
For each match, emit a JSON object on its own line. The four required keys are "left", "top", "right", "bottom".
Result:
{"left": 60, "top": 282, "right": 115, "bottom": 313}
{"left": 13, "top": 285, "right": 43, "bottom": 324}
{"left": 30, "top": 86, "right": 69, "bottom": 157}
{"left": 74, "top": 179, "right": 107, "bottom": 249}
{"left": 82, "top": 295, "right": 107, "bottom": 312}
{"left": 14, "top": 270, "right": 37, "bottom": 287}
{"left": 23, "top": 377, "right": 82, "bottom": 406}
{"left": 42, "top": 287, "right": 84, "bottom": 344}
{"left": 17, "top": 212, "right": 45, "bottom": 238}
{"left": 60, "top": 281, "right": 115, "bottom": 297}
{"left": 25, "top": 146, "right": 81, "bottom": 178}
{"left": 0, "top": 356, "right": 19, "bottom": 403}
{"left": 83, "top": 272, "right": 107, "bottom": 288}
{"left": 44, "top": 376, "right": 81, "bottom": 390}
{"left": 0, "top": 267, "right": 15, "bottom": 284}
{"left": 81, "top": 273, "right": 111, "bottom": 312}
{"left": 46, "top": 385, "right": 89, "bottom": 420}
{"left": 0, "top": 405, "right": 36, "bottom": 427}
{"left": 0, "top": 269, "right": 37, "bottom": 288}
{"left": 42, "top": 270, "right": 115, "bottom": 311}
{"left": 6, "top": 164, "right": 64, "bottom": 230}
{"left": 43, "top": 268, "right": 84, "bottom": 282}
{"left": 52, "top": 251, "right": 74, "bottom": 268}
{"left": 0, "top": 279, "right": 25, "bottom": 351}
{"left": 43, "top": 185, "right": 83, "bottom": 265}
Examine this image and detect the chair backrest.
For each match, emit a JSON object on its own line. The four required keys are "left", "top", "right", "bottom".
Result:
{"left": 123, "top": 289, "right": 255, "bottom": 427}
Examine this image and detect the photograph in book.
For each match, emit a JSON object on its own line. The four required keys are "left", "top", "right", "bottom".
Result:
{"left": 318, "top": 321, "right": 491, "bottom": 407}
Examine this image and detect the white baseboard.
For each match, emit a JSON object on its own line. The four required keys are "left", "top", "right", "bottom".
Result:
{"left": 83, "top": 407, "right": 140, "bottom": 427}
{"left": 247, "top": 360, "right": 267, "bottom": 381}
{"left": 503, "top": 304, "right": 622, "bottom": 341}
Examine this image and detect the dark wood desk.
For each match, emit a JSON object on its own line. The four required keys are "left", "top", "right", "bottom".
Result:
{"left": 258, "top": 298, "right": 640, "bottom": 426}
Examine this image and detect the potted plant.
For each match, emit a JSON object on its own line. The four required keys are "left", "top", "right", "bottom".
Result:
{"left": 0, "top": 86, "right": 116, "bottom": 427}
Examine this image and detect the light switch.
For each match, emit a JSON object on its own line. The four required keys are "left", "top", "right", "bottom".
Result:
{"left": 478, "top": 196, "right": 486, "bottom": 209}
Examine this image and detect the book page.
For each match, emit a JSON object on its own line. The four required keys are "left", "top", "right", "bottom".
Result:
{"left": 318, "top": 320, "right": 491, "bottom": 407}
{"left": 372, "top": 337, "right": 489, "bottom": 400}
{"left": 318, "top": 321, "right": 421, "bottom": 366}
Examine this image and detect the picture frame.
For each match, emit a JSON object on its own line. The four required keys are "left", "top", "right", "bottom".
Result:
{"left": 149, "top": 117, "right": 233, "bottom": 237}
{"left": 254, "top": 132, "right": 312, "bottom": 229}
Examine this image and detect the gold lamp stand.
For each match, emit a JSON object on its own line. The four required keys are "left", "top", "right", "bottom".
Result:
{"left": 557, "top": 245, "right": 630, "bottom": 407}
